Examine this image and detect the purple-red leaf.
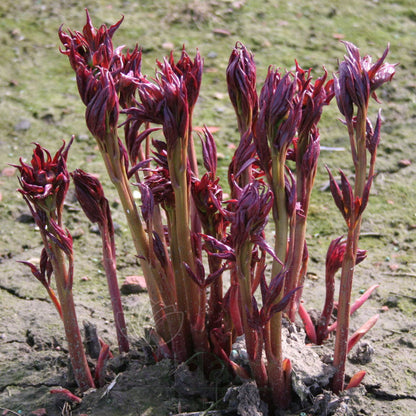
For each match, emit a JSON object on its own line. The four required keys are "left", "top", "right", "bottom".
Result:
{"left": 227, "top": 42, "right": 258, "bottom": 133}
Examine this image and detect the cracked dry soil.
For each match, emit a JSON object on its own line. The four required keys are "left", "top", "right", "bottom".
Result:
{"left": 0, "top": 245, "right": 415, "bottom": 415}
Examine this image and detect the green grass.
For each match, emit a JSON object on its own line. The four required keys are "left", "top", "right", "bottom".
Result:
{"left": 1, "top": 0, "right": 415, "bottom": 292}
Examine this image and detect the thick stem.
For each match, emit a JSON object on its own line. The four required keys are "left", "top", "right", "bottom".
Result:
{"left": 49, "top": 244, "right": 94, "bottom": 392}
{"left": 332, "top": 226, "right": 356, "bottom": 393}
{"left": 269, "top": 151, "right": 287, "bottom": 359}
{"left": 166, "top": 208, "right": 188, "bottom": 315}
{"left": 116, "top": 163, "right": 191, "bottom": 360}
{"left": 169, "top": 142, "right": 208, "bottom": 353}
{"left": 100, "top": 224, "right": 129, "bottom": 353}
{"left": 286, "top": 133, "right": 318, "bottom": 320}
{"left": 237, "top": 241, "right": 268, "bottom": 389}
{"left": 102, "top": 149, "right": 170, "bottom": 342}
{"left": 271, "top": 152, "right": 288, "bottom": 275}
{"left": 332, "top": 107, "right": 368, "bottom": 392}
{"left": 316, "top": 268, "right": 336, "bottom": 344}
{"left": 285, "top": 216, "right": 306, "bottom": 322}
{"left": 188, "top": 114, "right": 202, "bottom": 257}
{"left": 207, "top": 253, "right": 224, "bottom": 333}
{"left": 265, "top": 340, "right": 286, "bottom": 408}
{"left": 354, "top": 108, "right": 368, "bottom": 198}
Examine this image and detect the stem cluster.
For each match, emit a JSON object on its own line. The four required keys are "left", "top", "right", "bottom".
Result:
{"left": 15, "top": 13, "right": 396, "bottom": 410}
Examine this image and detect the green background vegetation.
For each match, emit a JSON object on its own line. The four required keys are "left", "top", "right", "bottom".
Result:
{"left": 1, "top": 0, "right": 415, "bottom": 289}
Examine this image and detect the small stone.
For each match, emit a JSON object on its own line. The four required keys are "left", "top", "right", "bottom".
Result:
{"left": 28, "top": 409, "right": 47, "bottom": 416}
{"left": 1, "top": 166, "right": 16, "bottom": 177}
{"left": 161, "top": 41, "right": 174, "bottom": 50}
{"left": 40, "top": 113, "right": 54, "bottom": 123}
{"left": 224, "top": 381, "right": 266, "bottom": 416}
{"left": 204, "top": 66, "right": 218, "bottom": 73}
{"left": 108, "top": 353, "right": 129, "bottom": 373}
{"left": 89, "top": 224, "right": 100, "bottom": 234}
{"left": 384, "top": 295, "right": 399, "bottom": 308}
{"left": 84, "top": 321, "right": 101, "bottom": 359}
{"left": 398, "top": 159, "right": 411, "bottom": 167}
{"left": 14, "top": 119, "right": 31, "bottom": 131}
{"left": 10, "top": 28, "right": 23, "bottom": 40}
{"left": 212, "top": 28, "right": 231, "bottom": 36}
{"left": 77, "top": 133, "right": 90, "bottom": 142}
{"left": 349, "top": 341, "right": 375, "bottom": 364}
{"left": 262, "top": 39, "right": 272, "bottom": 48}
{"left": 17, "top": 213, "right": 35, "bottom": 224}
{"left": 71, "top": 227, "right": 84, "bottom": 239}
{"left": 399, "top": 336, "right": 415, "bottom": 348}
{"left": 121, "top": 275, "right": 147, "bottom": 295}
{"left": 388, "top": 263, "right": 399, "bottom": 271}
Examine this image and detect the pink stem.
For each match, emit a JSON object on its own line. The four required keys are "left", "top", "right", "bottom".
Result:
{"left": 49, "top": 242, "right": 94, "bottom": 392}
{"left": 298, "top": 303, "right": 317, "bottom": 344}
{"left": 332, "top": 228, "right": 356, "bottom": 393}
{"left": 316, "top": 268, "right": 336, "bottom": 344}
{"left": 100, "top": 224, "right": 129, "bottom": 354}
{"left": 95, "top": 343, "right": 110, "bottom": 387}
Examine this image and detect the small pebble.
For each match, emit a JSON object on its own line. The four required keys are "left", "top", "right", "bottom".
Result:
{"left": 161, "top": 41, "right": 174, "bottom": 50}
{"left": 17, "top": 213, "right": 34, "bottom": 224}
{"left": 384, "top": 295, "right": 399, "bottom": 308}
{"left": 212, "top": 28, "right": 231, "bottom": 36}
{"left": 71, "top": 227, "right": 84, "bottom": 239}
{"left": 1, "top": 166, "right": 16, "bottom": 177}
{"left": 90, "top": 224, "right": 100, "bottom": 234}
{"left": 28, "top": 409, "right": 47, "bottom": 416}
{"left": 14, "top": 119, "right": 31, "bottom": 131}
{"left": 399, "top": 336, "right": 415, "bottom": 349}
{"left": 398, "top": 159, "right": 411, "bottom": 167}
{"left": 121, "top": 275, "right": 147, "bottom": 295}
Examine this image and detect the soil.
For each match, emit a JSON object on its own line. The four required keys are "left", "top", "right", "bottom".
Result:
{"left": 0, "top": 0, "right": 415, "bottom": 415}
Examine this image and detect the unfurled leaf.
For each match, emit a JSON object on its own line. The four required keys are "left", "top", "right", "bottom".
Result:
{"left": 346, "top": 370, "right": 366, "bottom": 390}
{"left": 347, "top": 314, "right": 379, "bottom": 353}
